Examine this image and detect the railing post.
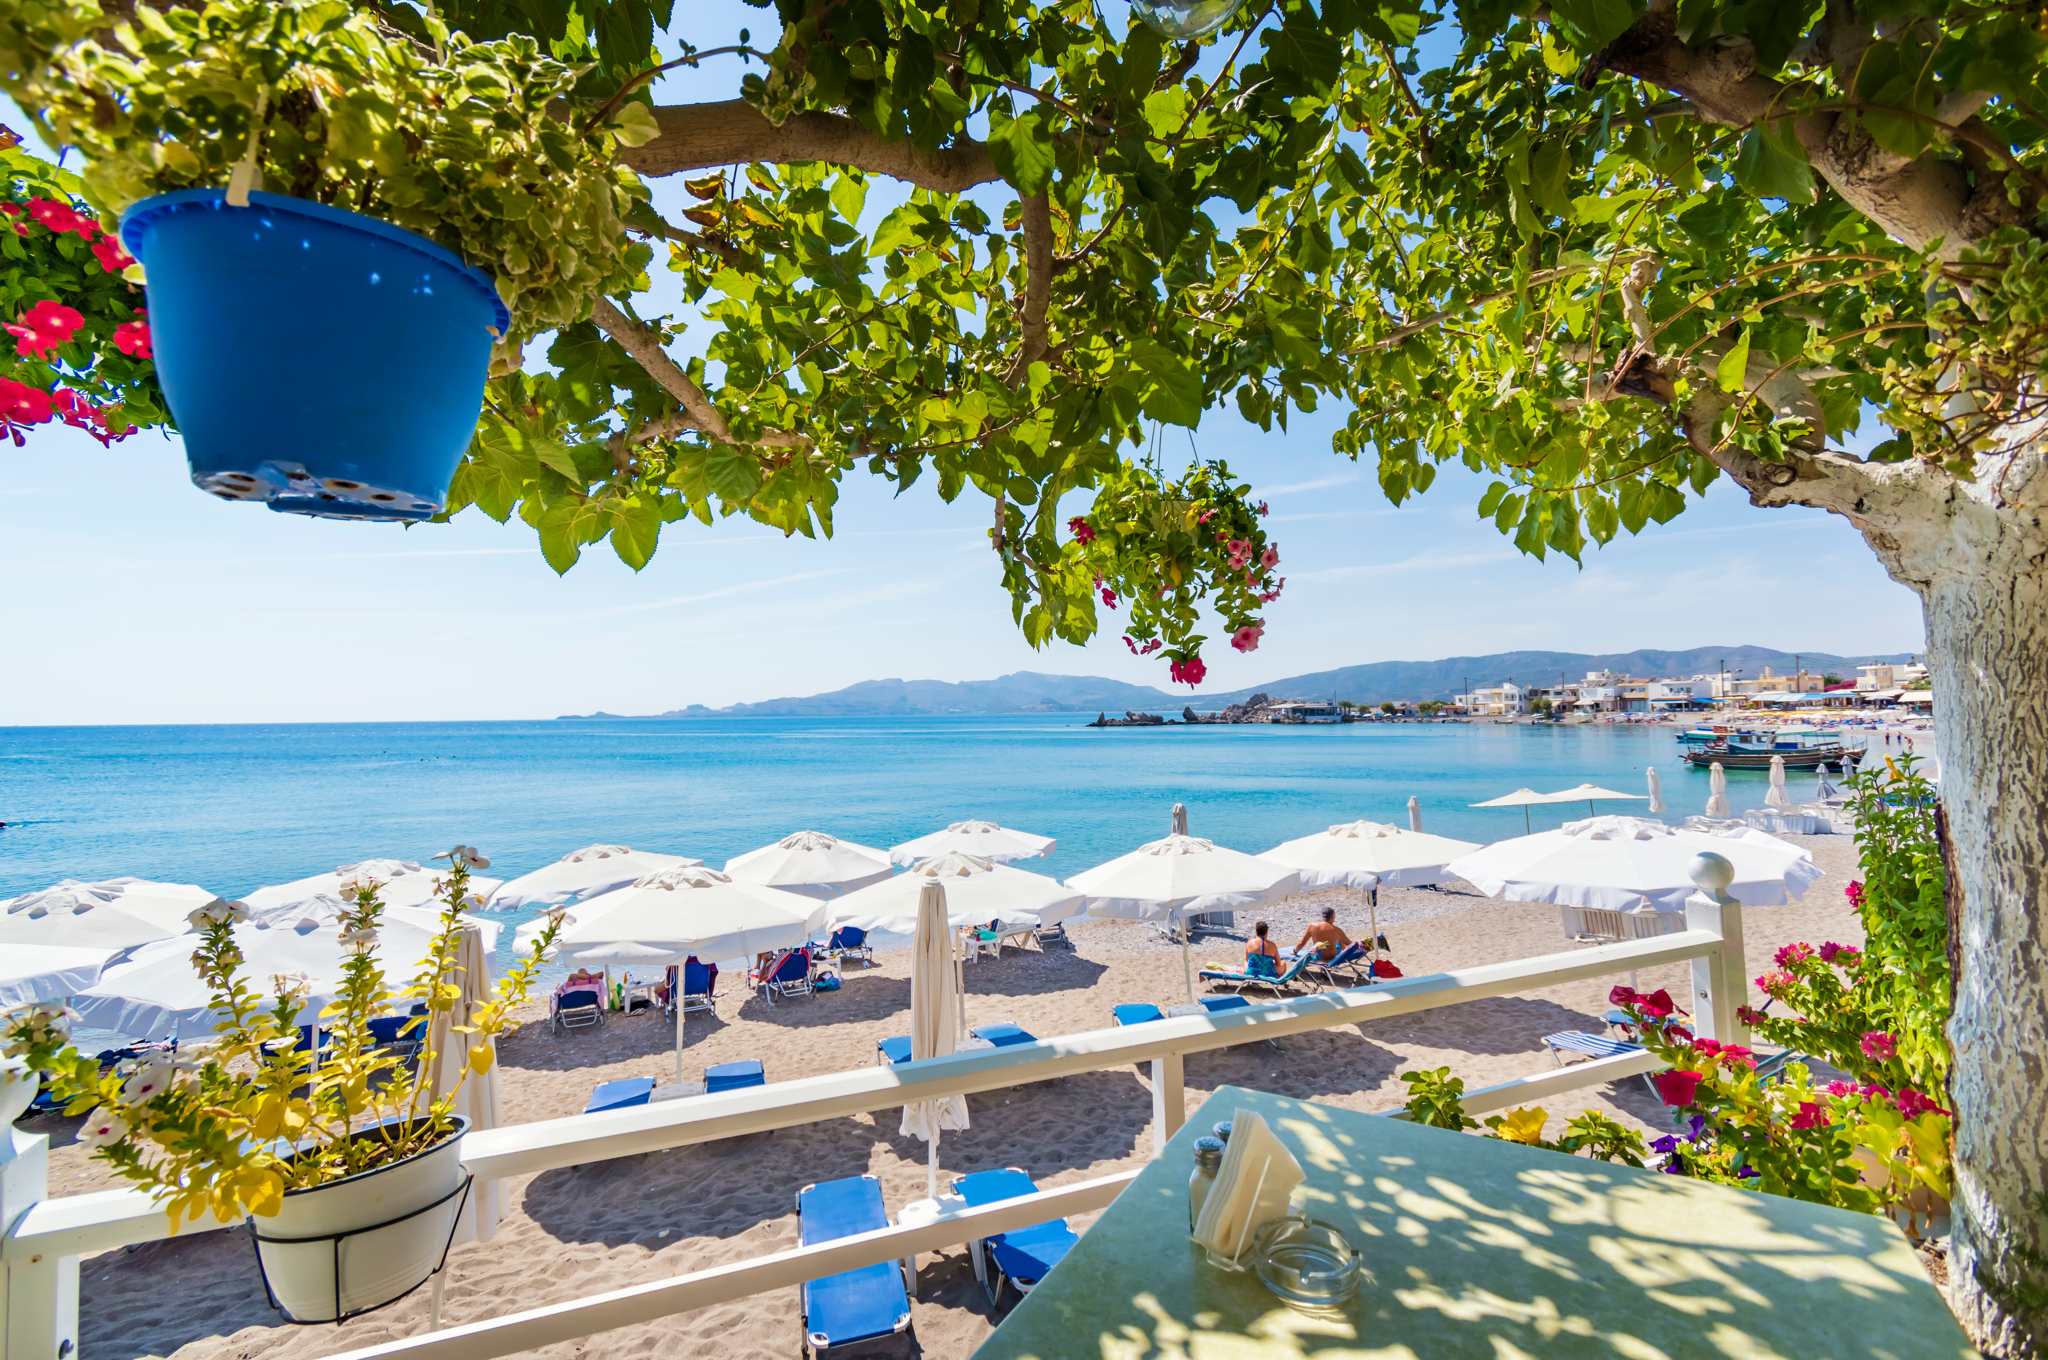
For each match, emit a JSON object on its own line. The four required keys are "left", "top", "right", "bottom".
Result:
{"left": 1683, "top": 853, "right": 1749, "bottom": 1044}
{"left": 1149, "top": 1051, "right": 1185, "bottom": 1156}
{"left": 3, "top": 1065, "right": 75, "bottom": 1360}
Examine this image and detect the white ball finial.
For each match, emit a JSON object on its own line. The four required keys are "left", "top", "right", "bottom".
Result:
{"left": 1689, "top": 851, "right": 1735, "bottom": 894}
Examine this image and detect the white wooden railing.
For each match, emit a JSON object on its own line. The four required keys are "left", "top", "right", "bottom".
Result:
{"left": 0, "top": 888, "right": 1747, "bottom": 1360}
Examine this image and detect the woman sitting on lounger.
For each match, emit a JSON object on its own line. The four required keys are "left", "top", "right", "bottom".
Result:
{"left": 1246, "top": 921, "right": 1281, "bottom": 976}
{"left": 1295, "top": 907, "right": 1351, "bottom": 962}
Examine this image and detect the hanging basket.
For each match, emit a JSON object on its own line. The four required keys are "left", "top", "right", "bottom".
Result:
{"left": 249, "top": 1115, "right": 470, "bottom": 1324}
{"left": 119, "top": 190, "right": 509, "bottom": 523}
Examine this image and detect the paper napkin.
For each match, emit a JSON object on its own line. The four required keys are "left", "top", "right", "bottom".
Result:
{"left": 1191, "top": 1108, "right": 1304, "bottom": 1263}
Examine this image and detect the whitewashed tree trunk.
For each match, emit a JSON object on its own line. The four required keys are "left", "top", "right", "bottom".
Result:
{"left": 1903, "top": 466, "right": 2048, "bottom": 1358}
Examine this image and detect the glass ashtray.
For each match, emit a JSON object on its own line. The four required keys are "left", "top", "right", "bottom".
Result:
{"left": 1250, "top": 1215, "right": 1362, "bottom": 1309}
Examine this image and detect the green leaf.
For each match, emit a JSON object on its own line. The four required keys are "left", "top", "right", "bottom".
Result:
{"left": 1128, "top": 339, "right": 1204, "bottom": 427}
{"left": 1733, "top": 123, "right": 1815, "bottom": 203}
{"left": 991, "top": 110, "right": 1057, "bottom": 195}
{"left": 1548, "top": 0, "right": 1637, "bottom": 49}
{"left": 828, "top": 173, "right": 866, "bottom": 226}
{"left": 1716, "top": 328, "right": 1753, "bottom": 394}
{"left": 608, "top": 101, "right": 662, "bottom": 149}
{"left": 609, "top": 499, "right": 661, "bottom": 569}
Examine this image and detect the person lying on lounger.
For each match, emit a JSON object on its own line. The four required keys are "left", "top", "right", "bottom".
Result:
{"left": 1294, "top": 907, "right": 1352, "bottom": 962}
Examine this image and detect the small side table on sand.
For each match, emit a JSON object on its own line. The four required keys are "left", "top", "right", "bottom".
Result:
{"left": 976, "top": 1084, "right": 1971, "bottom": 1359}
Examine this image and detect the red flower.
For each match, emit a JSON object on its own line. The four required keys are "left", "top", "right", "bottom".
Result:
{"left": 27, "top": 197, "right": 86, "bottom": 234}
{"left": 1714, "top": 1044, "right": 1755, "bottom": 1068}
{"left": 92, "top": 233, "right": 135, "bottom": 273}
{"left": 1168, "top": 654, "right": 1207, "bottom": 687}
{"left": 1650, "top": 1069, "right": 1704, "bottom": 1107}
{"left": 1825, "top": 1080, "right": 1856, "bottom": 1098}
{"left": 1789, "top": 1101, "right": 1830, "bottom": 1131}
{"left": 1774, "top": 942, "right": 1814, "bottom": 968}
{"left": 1255, "top": 500, "right": 1269, "bottom": 516}
{"left": 1859, "top": 1031, "right": 1897, "bottom": 1062}
{"left": 112, "top": 318, "right": 151, "bottom": 359}
{"left": 1895, "top": 1089, "right": 1948, "bottom": 1119}
{"left": 1231, "top": 623, "right": 1263, "bottom": 653}
{"left": 1609, "top": 984, "right": 1640, "bottom": 1008}
{"left": 6, "top": 299, "right": 85, "bottom": 358}
{"left": 1735, "top": 1004, "right": 1765, "bottom": 1026}
{"left": 1633, "top": 988, "right": 1678, "bottom": 1019}
{"left": 1844, "top": 880, "right": 1865, "bottom": 908}
{"left": 0, "top": 378, "right": 54, "bottom": 426}
{"left": 1099, "top": 586, "right": 1119, "bottom": 609}
{"left": 1067, "top": 516, "right": 1095, "bottom": 544}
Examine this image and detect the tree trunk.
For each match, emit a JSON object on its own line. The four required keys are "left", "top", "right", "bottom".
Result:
{"left": 1917, "top": 488, "right": 2048, "bottom": 1358}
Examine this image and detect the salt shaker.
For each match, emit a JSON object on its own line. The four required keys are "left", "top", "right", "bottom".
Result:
{"left": 1188, "top": 1136, "right": 1226, "bottom": 1232}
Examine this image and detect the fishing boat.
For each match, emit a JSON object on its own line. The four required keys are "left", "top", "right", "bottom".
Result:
{"left": 1680, "top": 725, "right": 1849, "bottom": 769}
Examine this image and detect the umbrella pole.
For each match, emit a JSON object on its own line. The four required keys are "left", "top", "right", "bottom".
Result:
{"left": 674, "top": 991, "right": 686, "bottom": 1085}
{"left": 1523, "top": 806, "right": 1532, "bottom": 835}
{"left": 1367, "top": 887, "right": 1381, "bottom": 964}
{"left": 1181, "top": 928, "right": 1196, "bottom": 1005}
{"left": 927, "top": 1125, "right": 941, "bottom": 1203}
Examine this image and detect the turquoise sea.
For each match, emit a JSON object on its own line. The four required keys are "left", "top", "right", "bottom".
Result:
{"left": 0, "top": 716, "right": 1820, "bottom": 906}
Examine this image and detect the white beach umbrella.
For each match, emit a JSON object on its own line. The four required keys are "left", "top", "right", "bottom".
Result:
{"left": 246, "top": 859, "right": 498, "bottom": 913}
{"left": 515, "top": 866, "right": 825, "bottom": 1080}
{"left": 723, "top": 831, "right": 893, "bottom": 899}
{"left": 1407, "top": 796, "right": 1423, "bottom": 832}
{"left": 486, "top": 845, "right": 702, "bottom": 911}
{"left": 900, "top": 880, "right": 968, "bottom": 1204}
{"left": 1443, "top": 815, "right": 1822, "bottom": 913}
{"left": 74, "top": 895, "right": 449, "bottom": 1039}
{"left": 1544, "top": 783, "right": 1650, "bottom": 816}
{"left": 0, "top": 878, "right": 212, "bottom": 955}
{"left": 888, "top": 820, "right": 1056, "bottom": 867}
{"left": 0, "top": 943, "right": 112, "bottom": 1006}
{"left": 426, "top": 924, "right": 502, "bottom": 1243}
{"left": 1705, "top": 762, "right": 1730, "bottom": 818}
{"left": 1765, "top": 755, "right": 1791, "bottom": 808}
{"left": 1261, "top": 820, "right": 1480, "bottom": 962}
{"left": 829, "top": 852, "right": 1082, "bottom": 942}
{"left": 1646, "top": 767, "right": 1667, "bottom": 815}
{"left": 1470, "top": 787, "right": 1552, "bottom": 834}
{"left": 1069, "top": 808, "right": 1299, "bottom": 1002}
{"left": 246, "top": 895, "right": 503, "bottom": 952}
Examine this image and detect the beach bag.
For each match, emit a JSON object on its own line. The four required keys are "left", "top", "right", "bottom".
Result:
{"left": 814, "top": 971, "right": 842, "bottom": 992}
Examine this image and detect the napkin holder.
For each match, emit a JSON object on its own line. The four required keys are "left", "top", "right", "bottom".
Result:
{"left": 1191, "top": 1108, "right": 1303, "bottom": 1266}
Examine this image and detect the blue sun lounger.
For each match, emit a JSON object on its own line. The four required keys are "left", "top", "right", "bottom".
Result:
{"left": 970, "top": 1023, "right": 1035, "bottom": 1048}
{"left": 796, "top": 1174, "right": 914, "bottom": 1357}
{"left": 951, "top": 1167, "right": 1080, "bottom": 1307}
{"left": 1198, "top": 951, "right": 1319, "bottom": 996}
{"left": 705, "top": 1059, "right": 765, "bottom": 1093}
{"left": 876, "top": 1035, "right": 913, "bottom": 1065}
{"left": 1113, "top": 995, "right": 1254, "bottom": 1027}
{"left": 583, "top": 1076, "right": 655, "bottom": 1113}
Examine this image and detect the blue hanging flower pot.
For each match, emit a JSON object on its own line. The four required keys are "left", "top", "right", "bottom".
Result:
{"left": 119, "top": 190, "right": 509, "bottom": 522}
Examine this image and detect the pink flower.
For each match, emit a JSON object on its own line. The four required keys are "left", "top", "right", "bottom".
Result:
{"left": 6, "top": 299, "right": 85, "bottom": 358}
{"left": 1789, "top": 1101, "right": 1830, "bottom": 1131}
{"left": 1225, "top": 538, "right": 1251, "bottom": 568}
{"left": 1067, "top": 516, "right": 1095, "bottom": 545}
{"left": 1099, "top": 586, "right": 1119, "bottom": 609}
{"left": 1261, "top": 546, "right": 1279, "bottom": 569}
{"left": 1735, "top": 1004, "right": 1765, "bottom": 1026}
{"left": 112, "top": 318, "right": 151, "bottom": 359}
{"left": 1650, "top": 1069, "right": 1704, "bottom": 1107}
{"left": 1825, "top": 1080, "right": 1857, "bottom": 1098}
{"left": 1755, "top": 970, "right": 1795, "bottom": 996}
{"left": 1255, "top": 500, "right": 1269, "bottom": 516}
{"left": 1817, "top": 941, "right": 1859, "bottom": 964}
{"left": 27, "top": 197, "right": 88, "bottom": 235}
{"left": 1895, "top": 1089, "right": 1948, "bottom": 1119}
{"left": 1844, "top": 880, "right": 1865, "bottom": 908}
{"left": 1609, "top": 984, "right": 1640, "bottom": 1008}
{"left": 0, "top": 378, "right": 54, "bottom": 426}
{"left": 1774, "top": 942, "right": 1814, "bottom": 968}
{"left": 92, "top": 233, "right": 135, "bottom": 273}
{"left": 1633, "top": 988, "right": 1678, "bottom": 1020}
{"left": 1231, "top": 623, "right": 1263, "bottom": 653}
{"left": 1197, "top": 509, "right": 1215, "bottom": 525}
{"left": 1168, "top": 654, "right": 1207, "bottom": 687}
{"left": 1714, "top": 1044, "right": 1755, "bottom": 1069}
{"left": 1860, "top": 1031, "right": 1897, "bottom": 1062}
{"left": 1860, "top": 1081, "right": 1892, "bottom": 1101}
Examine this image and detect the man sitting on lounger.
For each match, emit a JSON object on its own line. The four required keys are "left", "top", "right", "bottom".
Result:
{"left": 1294, "top": 907, "right": 1352, "bottom": 962}
{"left": 1246, "top": 921, "right": 1281, "bottom": 977}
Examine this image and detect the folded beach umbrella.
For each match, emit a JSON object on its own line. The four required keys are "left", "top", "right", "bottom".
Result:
{"left": 74, "top": 894, "right": 450, "bottom": 1038}
{"left": 1765, "top": 755, "right": 1791, "bottom": 808}
{"left": 900, "top": 879, "right": 969, "bottom": 1203}
{"left": 1469, "top": 787, "right": 1553, "bottom": 835}
{"left": 1069, "top": 806, "right": 1299, "bottom": 1003}
{"left": 888, "top": 820, "right": 1056, "bottom": 867}
{"left": 1407, "top": 796, "right": 1423, "bottom": 833}
{"left": 1815, "top": 763, "right": 1840, "bottom": 802}
{"left": 516, "top": 866, "right": 825, "bottom": 1079}
{"left": 0, "top": 877, "right": 212, "bottom": 955}
{"left": 1442, "top": 815, "right": 1822, "bottom": 913}
{"left": 486, "top": 844, "right": 702, "bottom": 911}
{"left": 0, "top": 942, "right": 113, "bottom": 1006}
{"left": 830, "top": 852, "right": 1082, "bottom": 942}
{"left": 723, "top": 830, "right": 893, "bottom": 899}
{"left": 1646, "top": 767, "right": 1667, "bottom": 815}
{"left": 426, "top": 923, "right": 503, "bottom": 1243}
{"left": 245, "top": 858, "right": 499, "bottom": 913}
{"left": 1705, "top": 762, "right": 1731, "bottom": 818}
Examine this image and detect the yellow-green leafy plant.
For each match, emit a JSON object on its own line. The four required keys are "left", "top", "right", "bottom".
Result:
{"left": 3, "top": 847, "right": 560, "bottom": 1232}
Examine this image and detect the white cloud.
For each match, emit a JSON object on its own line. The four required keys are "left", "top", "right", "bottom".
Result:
{"left": 1289, "top": 548, "right": 1509, "bottom": 581}
{"left": 1257, "top": 472, "right": 1362, "bottom": 497}
{"left": 582, "top": 566, "right": 860, "bottom": 620}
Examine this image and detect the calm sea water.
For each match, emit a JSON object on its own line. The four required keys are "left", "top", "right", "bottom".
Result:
{"left": 0, "top": 715, "right": 1818, "bottom": 904}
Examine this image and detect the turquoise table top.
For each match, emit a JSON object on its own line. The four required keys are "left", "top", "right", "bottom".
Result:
{"left": 975, "top": 1085, "right": 1971, "bottom": 1359}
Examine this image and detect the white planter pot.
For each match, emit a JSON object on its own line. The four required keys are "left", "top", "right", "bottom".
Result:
{"left": 253, "top": 1116, "right": 469, "bottom": 1323}
{"left": 0, "top": 1057, "right": 36, "bottom": 1128}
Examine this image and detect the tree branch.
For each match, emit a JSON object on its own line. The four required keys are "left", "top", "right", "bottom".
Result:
{"left": 622, "top": 100, "right": 999, "bottom": 193}
{"left": 1007, "top": 193, "right": 1053, "bottom": 381}
{"left": 588, "top": 297, "right": 809, "bottom": 450}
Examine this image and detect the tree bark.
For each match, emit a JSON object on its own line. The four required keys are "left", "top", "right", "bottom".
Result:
{"left": 1897, "top": 441, "right": 2048, "bottom": 1358}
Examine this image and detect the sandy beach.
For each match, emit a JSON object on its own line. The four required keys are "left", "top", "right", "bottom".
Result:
{"left": 42, "top": 832, "right": 1863, "bottom": 1360}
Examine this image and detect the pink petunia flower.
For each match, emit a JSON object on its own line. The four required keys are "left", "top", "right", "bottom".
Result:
{"left": 1261, "top": 546, "right": 1279, "bottom": 569}
{"left": 112, "top": 318, "right": 151, "bottom": 359}
{"left": 92, "top": 233, "right": 136, "bottom": 273}
{"left": 1860, "top": 1031, "right": 1897, "bottom": 1062}
{"left": 6, "top": 299, "right": 85, "bottom": 358}
{"left": 0, "top": 378, "right": 55, "bottom": 426}
{"left": 1169, "top": 654, "right": 1207, "bottom": 687}
{"left": 1231, "top": 623, "right": 1263, "bottom": 653}
{"left": 1650, "top": 1069, "right": 1704, "bottom": 1107}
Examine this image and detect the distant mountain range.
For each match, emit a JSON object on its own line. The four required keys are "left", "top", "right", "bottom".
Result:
{"left": 558, "top": 645, "right": 1917, "bottom": 719}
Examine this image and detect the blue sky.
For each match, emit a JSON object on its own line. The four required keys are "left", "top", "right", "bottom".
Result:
{"left": 0, "top": 4, "right": 1924, "bottom": 726}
